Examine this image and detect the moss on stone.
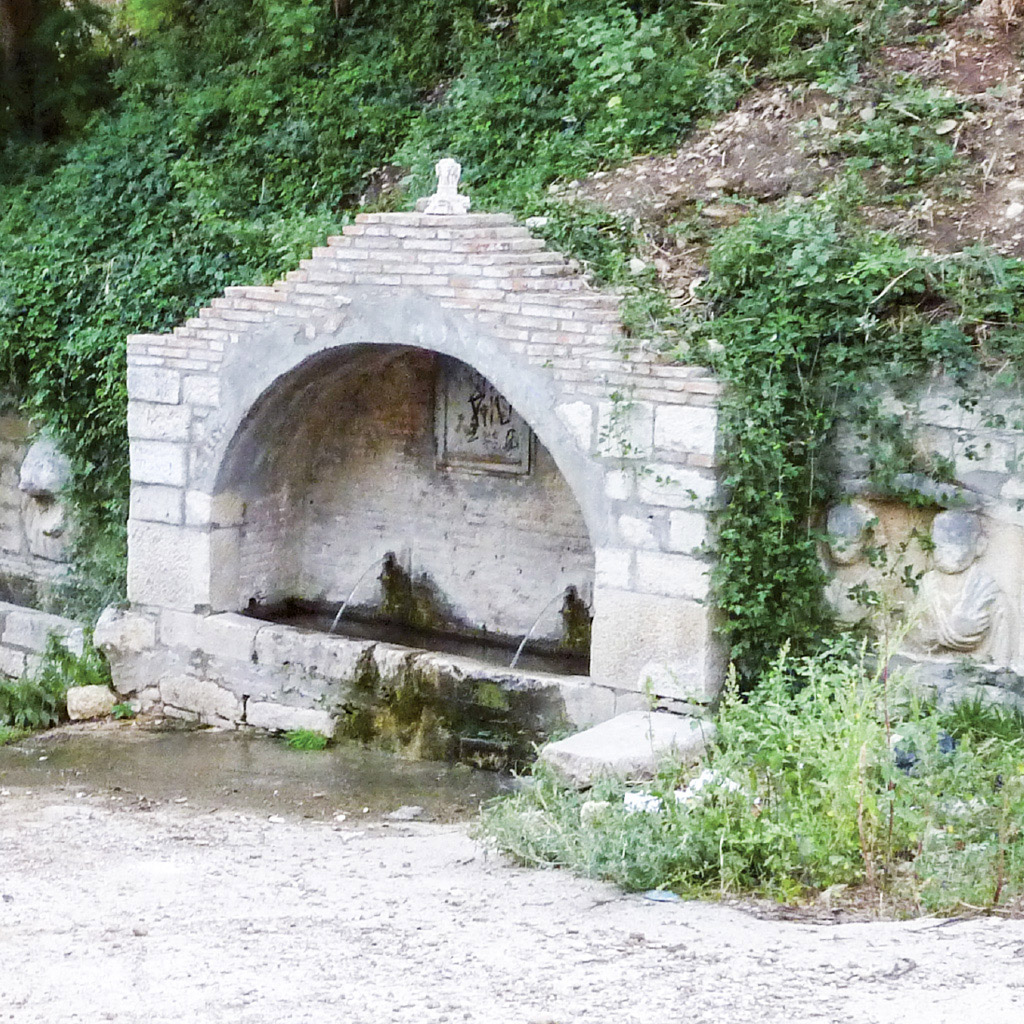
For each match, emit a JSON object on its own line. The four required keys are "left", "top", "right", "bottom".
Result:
{"left": 352, "top": 648, "right": 380, "bottom": 695}
{"left": 337, "top": 640, "right": 570, "bottom": 769}
{"left": 560, "top": 586, "right": 592, "bottom": 656}
{"left": 474, "top": 680, "right": 510, "bottom": 711}
{"left": 338, "top": 704, "right": 377, "bottom": 742}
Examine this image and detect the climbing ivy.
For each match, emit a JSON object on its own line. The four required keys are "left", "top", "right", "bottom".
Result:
{"left": 681, "top": 182, "right": 1024, "bottom": 683}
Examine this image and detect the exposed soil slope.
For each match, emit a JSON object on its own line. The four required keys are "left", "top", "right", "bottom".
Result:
{"left": 562, "top": 8, "right": 1024, "bottom": 298}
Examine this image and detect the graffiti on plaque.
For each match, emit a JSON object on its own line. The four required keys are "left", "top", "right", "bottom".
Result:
{"left": 435, "top": 358, "right": 532, "bottom": 474}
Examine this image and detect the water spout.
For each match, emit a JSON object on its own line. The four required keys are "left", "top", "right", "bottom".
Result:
{"left": 509, "top": 587, "right": 574, "bottom": 671}
{"left": 329, "top": 553, "right": 392, "bottom": 635}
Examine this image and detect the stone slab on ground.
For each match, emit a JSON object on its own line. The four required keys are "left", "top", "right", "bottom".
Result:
{"left": 245, "top": 700, "right": 336, "bottom": 737}
{"left": 65, "top": 685, "right": 117, "bottom": 721}
{"left": 539, "top": 709, "right": 715, "bottom": 786}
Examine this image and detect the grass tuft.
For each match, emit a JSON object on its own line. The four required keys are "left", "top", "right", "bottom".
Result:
{"left": 284, "top": 729, "right": 330, "bottom": 751}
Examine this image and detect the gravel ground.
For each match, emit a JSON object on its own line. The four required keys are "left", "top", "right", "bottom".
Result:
{"left": 2, "top": 783, "right": 1024, "bottom": 1024}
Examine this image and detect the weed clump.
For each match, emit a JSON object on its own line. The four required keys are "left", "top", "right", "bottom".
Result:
{"left": 0, "top": 634, "right": 110, "bottom": 733}
{"left": 283, "top": 728, "right": 330, "bottom": 751}
{"left": 480, "top": 640, "right": 1024, "bottom": 915}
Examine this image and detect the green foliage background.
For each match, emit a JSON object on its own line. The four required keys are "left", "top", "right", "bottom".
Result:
{"left": 0, "top": 0, "right": 872, "bottom": 616}
{"left": 686, "top": 185, "right": 1024, "bottom": 680}
{"left": 2, "top": 0, "right": 1022, "bottom": 679}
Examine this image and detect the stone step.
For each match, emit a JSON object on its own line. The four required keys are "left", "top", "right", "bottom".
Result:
{"left": 538, "top": 710, "right": 715, "bottom": 787}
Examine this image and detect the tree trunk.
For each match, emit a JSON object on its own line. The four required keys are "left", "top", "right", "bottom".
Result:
{"left": 1, "top": 0, "right": 37, "bottom": 130}
{"left": 0, "top": 0, "right": 36, "bottom": 74}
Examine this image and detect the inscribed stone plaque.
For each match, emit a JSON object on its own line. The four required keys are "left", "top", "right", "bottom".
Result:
{"left": 435, "top": 358, "right": 532, "bottom": 475}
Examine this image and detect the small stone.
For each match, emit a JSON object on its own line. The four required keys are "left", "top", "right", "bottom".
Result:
{"left": 700, "top": 203, "right": 738, "bottom": 221}
{"left": 540, "top": 711, "right": 716, "bottom": 787}
{"left": 579, "top": 800, "right": 612, "bottom": 826}
{"left": 859, "top": 105, "right": 876, "bottom": 122}
{"left": 386, "top": 805, "right": 425, "bottom": 821}
{"left": 935, "top": 119, "right": 958, "bottom": 136}
{"left": 705, "top": 176, "right": 728, "bottom": 189}
{"left": 628, "top": 257, "right": 648, "bottom": 275}
{"left": 820, "top": 115, "right": 839, "bottom": 132}
{"left": 1006, "top": 202, "right": 1024, "bottom": 220}
{"left": 66, "top": 685, "right": 118, "bottom": 721}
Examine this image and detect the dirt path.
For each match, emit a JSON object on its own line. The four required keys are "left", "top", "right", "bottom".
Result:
{"left": 2, "top": 785, "right": 1023, "bottom": 1024}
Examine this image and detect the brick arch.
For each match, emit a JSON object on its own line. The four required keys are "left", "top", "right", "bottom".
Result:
{"left": 203, "top": 290, "right": 610, "bottom": 548}
{"left": 125, "top": 211, "right": 722, "bottom": 701}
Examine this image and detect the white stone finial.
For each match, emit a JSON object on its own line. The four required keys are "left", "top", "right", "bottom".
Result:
{"left": 422, "top": 158, "right": 471, "bottom": 215}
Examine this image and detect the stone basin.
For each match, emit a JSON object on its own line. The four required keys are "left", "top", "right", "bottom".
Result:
{"left": 96, "top": 608, "right": 642, "bottom": 770}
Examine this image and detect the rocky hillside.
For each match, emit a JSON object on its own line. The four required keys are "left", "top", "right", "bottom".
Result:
{"left": 562, "top": 5, "right": 1024, "bottom": 299}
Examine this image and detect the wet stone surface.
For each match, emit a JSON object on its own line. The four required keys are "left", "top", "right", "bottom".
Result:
{"left": 0, "top": 722, "right": 507, "bottom": 822}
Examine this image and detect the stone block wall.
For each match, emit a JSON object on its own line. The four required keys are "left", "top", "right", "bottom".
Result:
{"left": 116, "top": 209, "right": 724, "bottom": 733}
{"left": 223, "top": 346, "right": 595, "bottom": 642}
{"left": 0, "top": 601, "right": 83, "bottom": 679}
{"left": 95, "top": 606, "right": 646, "bottom": 767}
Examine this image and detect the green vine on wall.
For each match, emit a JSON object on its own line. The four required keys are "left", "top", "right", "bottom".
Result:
{"left": 675, "top": 181, "right": 1024, "bottom": 684}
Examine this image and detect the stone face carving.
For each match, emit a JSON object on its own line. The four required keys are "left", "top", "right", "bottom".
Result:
{"left": 421, "top": 158, "right": 471, "bottom": 216}
{"left": 18, "top": 435, "right": 71, "bottom": 563}
{"left": 823, "top": 501, "right": 886, "bottom": 626}
{"left": 908, "top": 510, "right": 1010, "bottom": 666}
{"left": 18, "top": 435, "right": 70, "bottom": 497}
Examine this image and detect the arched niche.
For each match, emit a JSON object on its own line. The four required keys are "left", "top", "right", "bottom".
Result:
{"left": 210, "top": 343, "right": 595, "bottom": 650}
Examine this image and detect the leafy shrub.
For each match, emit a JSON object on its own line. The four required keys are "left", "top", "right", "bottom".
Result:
{"left": 0, "top": 0, "right": 113, "bottom": 144}
{"left": 804, "top": 74, "right": 969, "bottom": 190}
{"left": 399, "top": 0, "right": 863, "bottom": 205}
{"left": 680, "top": 181, "right": 1024, "bottom": 682}
{"left": 0, "top": 633, "right": 111, "bottom": 731}
{"left": 0, "top": 674, "right": 65, "bottom": 732}
{"left": 481, "top": 641, "right": 1024, "bottom": 913}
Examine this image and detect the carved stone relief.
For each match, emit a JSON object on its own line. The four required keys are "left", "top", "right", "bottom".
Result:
{"left": 905, "top": 511, "right": 1011, "bottom": 668}
{"left": 18, "top": 435, "right": 70, "bottom": 563}
{"left": 434, "top": 357, "right": 532, "bottom": 475}
{"left": 822, "top": 501, "right": 887, "bottom": 627}
{"left": 824, "top": 501, "right": 1017, "bottom": 673}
